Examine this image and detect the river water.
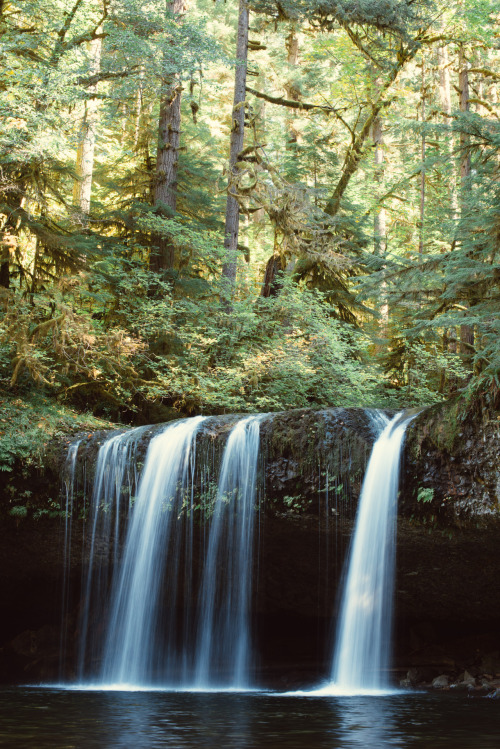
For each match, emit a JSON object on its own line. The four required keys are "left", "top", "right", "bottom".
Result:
{"left": 1, "top": 688, "right": 499, "bottom": 748}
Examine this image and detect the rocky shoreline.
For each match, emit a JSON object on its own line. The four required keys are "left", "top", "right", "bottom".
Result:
{"left": 401, "top": 669, "right": 500, "bottom": 699}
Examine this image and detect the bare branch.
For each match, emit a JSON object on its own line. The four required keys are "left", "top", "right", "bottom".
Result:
{"left": 246, "top": 86, "right": 350, "bottom": 129}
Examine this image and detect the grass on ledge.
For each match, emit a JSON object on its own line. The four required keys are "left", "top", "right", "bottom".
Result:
{"left": 0, "top": 389, "right": 116, "bottom": 473}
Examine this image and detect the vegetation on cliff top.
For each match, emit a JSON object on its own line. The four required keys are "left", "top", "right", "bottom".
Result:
{"left": 0, "top": 391, "right": 112, "bottom": 473}
{"left": 0, "top": 0, "right": 498, "bottom": 439}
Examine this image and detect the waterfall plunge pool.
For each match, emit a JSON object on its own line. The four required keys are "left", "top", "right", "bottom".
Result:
{"left": 2, "top": 687, "right": 500, "bottom": 748}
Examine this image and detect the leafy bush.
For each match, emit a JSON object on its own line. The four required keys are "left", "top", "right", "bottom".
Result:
{"left": 0, "top": 260, "right": 383, "bottom": 418}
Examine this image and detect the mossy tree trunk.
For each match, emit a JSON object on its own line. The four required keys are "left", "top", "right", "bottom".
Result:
{"left": 220, "top": 0, "right": 249, "bottom": 306}
{"left": 72, "top": 34, "right": 102, "bottom": 219}
{"left": 151, "top": 0, "right": 187, "bottom": 275}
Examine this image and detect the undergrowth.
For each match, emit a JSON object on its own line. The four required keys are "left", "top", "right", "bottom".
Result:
{"left": 0, "top": 389, "right": 114, "bottom": 473}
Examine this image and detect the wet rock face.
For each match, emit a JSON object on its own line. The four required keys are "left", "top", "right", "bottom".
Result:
{"left": 0, "top": 407, "right": 379, "bottom": 684}
{"left": 394, "top": 399, "right": 500, "bottom": 684}
{"left": 260, "top": 408, "right": 378, "bottom": 518}
{"left": 402, "top": 400, "right": 500, "bottom": 524}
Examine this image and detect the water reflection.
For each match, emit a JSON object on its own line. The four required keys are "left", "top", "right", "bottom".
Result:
{"left": 1, "top": 689, "right": 500, "bottom": 749}
{"left": 119, "top": 692, "right": 251, "bottom": 749}
{"left": 333, "top": 696, "right": 404, "bottom": 748}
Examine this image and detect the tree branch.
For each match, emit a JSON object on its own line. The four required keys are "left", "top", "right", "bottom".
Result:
{"left": 50, "top": 0, "right": 108, "bottom": 67}
{"left": 468, "top": 67, "right": 500, "bottom": 81}
{"left": 324, "top": 42, "right": 420, "bottom": 217}
{"left": 341, "top": 24, "right": 383, "bottom": 68}
{"left": 246, "top": 86, "right": 350, "bottom": 128}
{"left": 77, "top": 67, "right": 137, "bottom": 87}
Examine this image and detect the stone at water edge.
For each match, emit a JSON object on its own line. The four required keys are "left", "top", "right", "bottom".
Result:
{"left": 453, "top": 670, "right": 476, "bottom": 689}
{"left": 432, "top": 674, "right": 450, "bottom": 688}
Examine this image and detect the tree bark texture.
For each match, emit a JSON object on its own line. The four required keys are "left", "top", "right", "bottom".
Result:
{"left": 0, "top": 196, "right": 25, "bottom": 290}
{"left": 220, "top": 0, "right": 249, "bottom": 302}
{"left": 73, "top": 34, "right": 102, "bottom": 216}
{"left": 459, "top": 45, "right": 471, "bottom": 186}
{"left": 419, "top": 55, "right": 426, "bottom": 256}
{"left": 133, "top": 66, "right": 145, "bottom": 152}
{"left": 0, "top": 235, "right": 12, "bottom": 288}
{"left": 151, "top": 0, "right": 186, "bottom": 274}
{"left": 372, "top": 115, "right": 388, "bottom": 333}
{"left": 438, "top": 42, "right": 458, "bottom": 375}
{"left": 284, "top": 25, "right": 300, "bottom": 148}
{"left": 437, "top": 44, "right": 458, "bottom": 218}
{"left": 261, "top": 254, "right": 285, "bottom": 298}
{"left": 372, "top": 116, "right": 386, "bottom": 259}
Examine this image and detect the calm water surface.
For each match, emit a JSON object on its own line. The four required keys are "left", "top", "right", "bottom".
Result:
{"left": 0, "top": 688, "right": 498, "bottom": 748}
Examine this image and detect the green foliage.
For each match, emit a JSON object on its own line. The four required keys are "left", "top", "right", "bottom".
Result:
{"left": 417, "top": 487, "right": 434, "bottom": 504}
{"left": 378, "top": 114, "right": 500, "bottom": 401}
{"left": 380, "top": 337, "right": 468, "bottom": 407}
{"left": 8, "top": 505, "right": 28, "bottom": 519}
{"left": 282, "top": 493, "right": 312, "bottom": 512}
{"left": 143, "top": 276, "right": 381, "bottom": 413}
{"left": 0, "top": 391, "right": 112, "bottom": 472}
{"left": 0, "top": 0, "right": 498, "bottom": 433}
{"left": 0, "top": 253, "right": 382, "bottom": 416}
{"left": 252, "top": 0, "right": 433, "bottom": 38}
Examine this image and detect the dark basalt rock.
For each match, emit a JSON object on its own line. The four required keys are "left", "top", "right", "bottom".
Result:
{"left": 394, "top": 397, "right": 500, "bottom": 684}
{"left": 261, "top": 407, "right": 379, "bottom": 518}
{"left": 401, "top": 399, "right": 500, "bottom": 523}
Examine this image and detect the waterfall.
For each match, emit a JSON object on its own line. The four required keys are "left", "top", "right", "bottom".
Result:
{"left": 77, "top": 425, "right": 150, "bottom": 681}
{"left": 59, "top": 439, "right": 81, "bottom": 677}
{"left": 62, "top": 406, "right": 410, "bottom": 693}
{"left": 329, "top": 411, "right": 413, "bottom": 694}
{"left": 72, "top": 413, "right": 264, "bottom": 689}
{"left": 194, "top": 414, "right": 265, "bottom": 689}
{"left": 97, "top": 417, "right": 206, "bottom": 686}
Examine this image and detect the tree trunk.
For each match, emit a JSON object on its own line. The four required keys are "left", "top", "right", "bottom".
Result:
{"left": 284, "top": 25, "right": 300, "bottom": 149}
{"left": 372, "top": 115, "right": 388, "bottom": 332}
{"left": 261, "top": 254, "right": 285, "bottom": 298}
{"left": 72, "top": 34, "right": 102, "bottom": 217}
{"left": 133, "top": 66, "right": 145, "bottom": 152}
{"left": 0, "top": 196, "right": 25, "bottom": 290}
{"left": 372, "top": 116, "right": 386, "bottom": 260}
{"left": 260, "top": 23, "right": 301, "bottom": 294}
{"left": 458, "top": 44, "right": 474, "bottom": 375}
{"left": 459, "top": 45, "right": 471, "bottom": 187}
{"left": 437, "top": 43, "right": 458, "bottom": 218}
{"left": 151, "top": 0, "right": 186, "bottom": 275}
{"left": 220, "top": 0, "right": 249, "bottom": 304}
{"left": 419, "top": 55, "right": 426, "bottom": 256}
{"left": 438, "top": 42, "right": 458, "bottom": 383}
{"left": 0, "top": 233, "right": 12, "bottom": 288}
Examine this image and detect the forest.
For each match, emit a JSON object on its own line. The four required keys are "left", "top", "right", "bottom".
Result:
{"left": 1, "top": 0, "right": 499, "bottom": 438}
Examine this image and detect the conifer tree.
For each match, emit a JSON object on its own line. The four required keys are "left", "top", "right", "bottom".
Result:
{"left": 220, "top": 0, "right": 249, "bottom": 304}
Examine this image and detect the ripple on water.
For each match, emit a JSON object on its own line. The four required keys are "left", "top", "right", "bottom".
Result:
{"left": 1, "top": 688, "right": 500, "bottom": 749}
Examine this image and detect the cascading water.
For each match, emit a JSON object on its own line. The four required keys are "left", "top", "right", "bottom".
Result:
{"left": 76, "top": 425, "right": 150, "bottom": 681}
{"left": 96, "top": 417, "right": 206, "bottom": 687}
{"left": 328, "top": 410, "right": 414, "bottom": 694}
{"left": 62, "top": 406, "right": 410, "bottom": 693}
{"left": 59, "top": 439, "right": 81, "bottom": 677}
{"left": 194, "top": 414, "right": 265, "bottom": 689}
{"left": 70, "top": 413, "right": 265, "bottom": 690}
